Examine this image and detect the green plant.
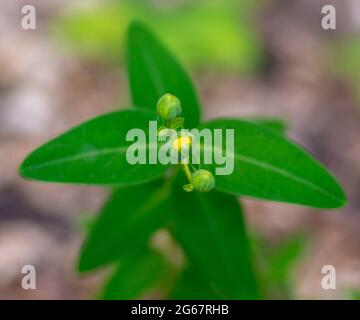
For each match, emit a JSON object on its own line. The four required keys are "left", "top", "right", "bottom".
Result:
{"left": 253, "top": 234, "right": 307, "bottom": 299}
{"left": 327, "top": 39, "right": 360, "bottom": 104}
{"left": 19, "top": 22, "right": 346, "bottom": 299}
{"left": 53, "top": 0, "right": 263, "bottom": 72}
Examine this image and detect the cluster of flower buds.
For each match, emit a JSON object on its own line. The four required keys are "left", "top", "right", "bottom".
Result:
{"left": 156, "top": 93, "right": 215, "bottom": 193}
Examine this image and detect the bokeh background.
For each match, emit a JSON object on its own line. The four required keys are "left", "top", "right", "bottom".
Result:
{"left": 1, "top": 0, "right": 360, "bottom": 299}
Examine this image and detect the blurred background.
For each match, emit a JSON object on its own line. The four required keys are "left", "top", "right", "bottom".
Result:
{"left": 1, "top": 0, "right": 360, "bottom": 299}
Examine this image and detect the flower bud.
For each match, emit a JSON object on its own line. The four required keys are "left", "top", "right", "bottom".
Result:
{"left": 157, "top": 93, "right": 181, "bottom": 121}
{"left": 171, "top": 135, "right": 192, "bottom": 153}
{"left": 170, "top": 132, "right": 193, "bottom": 163}
{"left": 192, "top": 169, "right": 215, "bottom": 192}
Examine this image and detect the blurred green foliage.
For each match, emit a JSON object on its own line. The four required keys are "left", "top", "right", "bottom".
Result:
{"left": 53, "top": 0, "right": 264, "bottom": 72}
{"left": 102, "top": 248, "right": 170, "bottom": 299}
{"left": 349, "top": 289, "right": 360, "bottom": 300}
{"left": 253, "top": 234, "right": 307, "bottom": 299}
{"left": 170, "top": 264, "right": 221, "bottom": 299}
{"left": 328, "top": 39, "right": 360, "bottom": 103}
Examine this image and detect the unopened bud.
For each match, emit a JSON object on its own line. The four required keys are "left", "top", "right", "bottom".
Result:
{"left": 157, "top": 93, "right": 181, "bottom": 121}
{"left": 192, "top": 169, "right": 215, "bottom": 192}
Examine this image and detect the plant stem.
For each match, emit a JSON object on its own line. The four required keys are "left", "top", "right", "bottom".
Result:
{"left": 182, "top": 163, "right": 192, "bottom": 183}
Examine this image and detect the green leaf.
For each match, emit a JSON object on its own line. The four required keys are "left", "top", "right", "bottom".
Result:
{"left": 127, "top": 21, "right": 201, "bottom": 128}
{"left": 199, "top": 119, "right": 346, "bottom": 208}
{"left": 20, "top": 109, "right": 168, "bottom": 185}
{"left": 170, "top": 264, "right": 222, "bottom": 300}
{"left": 170, "top": 187, "right": 259, "bottom": 299}
{"left": 102, "top": 248, "right": 167, "bottom": 300}
{"left": 247, "top": 118, "right": 287, "bottom": 135}
{"left": 78, "top": 180, "right": 171, "bottom": 272}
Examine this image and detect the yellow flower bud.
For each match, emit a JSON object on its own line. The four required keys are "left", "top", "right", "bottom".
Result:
{"left": 172, "top": 135, "right": 192, "bottom": 153}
